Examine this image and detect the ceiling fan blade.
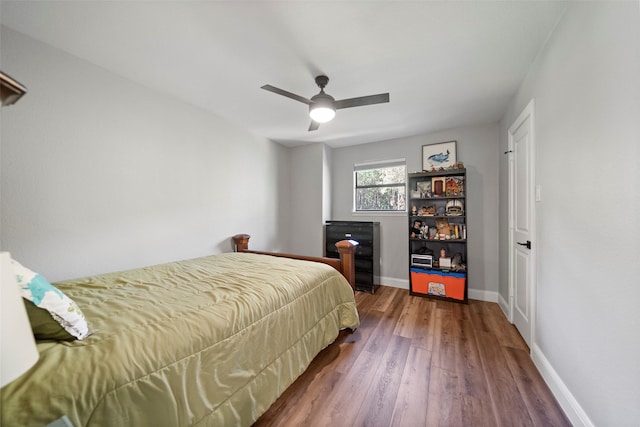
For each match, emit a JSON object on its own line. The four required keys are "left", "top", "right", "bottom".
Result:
{"left": 334, "top": 93, "right": 389, "bottom": 110}
{"left": 308, "top": 120, "right": 320, "bottom": 131}
{"left": 261, "top": 84, "right": 312, "bottom": 105}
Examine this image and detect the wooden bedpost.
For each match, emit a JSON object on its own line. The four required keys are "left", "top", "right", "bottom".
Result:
{"left": 232, "top": 234, "right": 251, "bottom": 252}
{"left": 335, "top": 239, "right": 358, "bottom": 290}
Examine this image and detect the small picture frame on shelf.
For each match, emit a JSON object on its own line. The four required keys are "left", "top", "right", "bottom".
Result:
{"left": 416, "top": 181, "right": 432, "bottom": 198}
{"left": 439, "top": 257, "right": 452, "bottom": 269}
{"left": 431, "top": 177, "right": 446, "bottom": 197}
{"left": 445, "top": 176, "right": 465, "bottom": 196}
{"left": 422, "top": 141, "right": 457, "bottom": 170}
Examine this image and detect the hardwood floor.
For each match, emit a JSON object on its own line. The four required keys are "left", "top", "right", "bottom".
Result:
{"left": 255, "top": 285, "right": 571, "bottom": 427}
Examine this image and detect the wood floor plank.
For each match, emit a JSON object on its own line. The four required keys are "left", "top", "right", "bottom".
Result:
{"left": 370, "top": 285, "right": 400, "bottom": 312}
{"left": 312, "top": 349, "right": 382, "bottom": 426}
{"left": 474, "top": 330, "right": 534, "bottom": 427}
{"left": 363, "top": 289, "right": 406, "bottom": 355}
{"left": 333, "top": 308, "right": 383, "bottom": 375}
{"left": 481, "top": 302, "right": 529, "bottom": 351}
{"left": 455, "top": 319, "right": 494, "bottom": 420}
{"left": 393, "top": 295, "right": 437, "bottom": 351}
{"left": 276, "top": 369, "right": 343, "bottom": 427}
{"left": 393, "top": 293, "right": 423, "bottom": 338}
{"left": 450, "top": 300, "right": 471, "bottom": 321}
{"left": 503, "top": 347, "right": 572, "bottom": 427}
{"left": 425, "top": 366, "right": 461, "bottom": 426}
{"left": 352, "top": 334, "right": 412, "bottom": 426}
{"left": 389, "top": 345, "right": 432, "bottom": 427}
{"left": 467, "top": 299, "right": 494, "bottom": 334}
{"left": 428, "top": 315, "right": 495, "bottom": 425}
{"left": 430, "top": 307, "right": 460, "bottom": 372}
{"left": 255, "top": 287, "right": 570, "bottom": 427}
{"left": 353, "top": 288, "right": 378, "bottom": 316}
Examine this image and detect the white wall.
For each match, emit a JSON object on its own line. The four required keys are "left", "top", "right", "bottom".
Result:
{"left": 289, "top": 142, "right": 335, "bottom": 258}
{"left": 0, "top": 27, "right": 291, "bottom": 281}
{"left": 330, "top": 123, "right": 500, "bottom": 299}
{"left": 288, "top": 143, "right": 327, "bottom": 257}
{"left": 498, "top": 2, "right": 640, "bottom": 426}
{"left": 322, "top": 144, "right": 332, "bottom": 226}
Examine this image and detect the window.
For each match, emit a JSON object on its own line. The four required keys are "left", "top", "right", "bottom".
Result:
{"left": 354, "top": 159, "right": 406, "bottom": 212}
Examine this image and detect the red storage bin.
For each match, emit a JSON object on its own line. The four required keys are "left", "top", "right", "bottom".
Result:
{"left": 410, "top": 269, "right": 466, "bottom": 301}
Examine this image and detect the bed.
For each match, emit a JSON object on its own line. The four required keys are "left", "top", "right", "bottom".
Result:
{"left": 1, "top": 235, "right": 359, "bottom": 426}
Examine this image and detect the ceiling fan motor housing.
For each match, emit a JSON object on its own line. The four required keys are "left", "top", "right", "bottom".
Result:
{"left": 315, "top": 75, "right": 330, "bottom": 89}
{"left": 310, "top": 92, "right": 335, "bottom": 105}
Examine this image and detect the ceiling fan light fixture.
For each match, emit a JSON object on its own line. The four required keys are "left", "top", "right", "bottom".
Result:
{"left": 309, "top": 105, "right": 335, "bottom": 123}
{"left": 309, "top": 92, "right": 335, "bottom": 123}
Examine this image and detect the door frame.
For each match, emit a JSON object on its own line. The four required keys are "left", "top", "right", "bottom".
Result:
{"left": 507, "top": 98, "right": 537, "bottom": 348}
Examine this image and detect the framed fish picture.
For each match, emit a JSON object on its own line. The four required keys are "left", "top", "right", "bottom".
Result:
{"left": 422, "top": 141, "right": 457, "bottom": 170}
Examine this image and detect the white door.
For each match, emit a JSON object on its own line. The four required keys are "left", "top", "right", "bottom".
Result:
{"left": 508, "top": 100, "right": 536, "bottom": 348}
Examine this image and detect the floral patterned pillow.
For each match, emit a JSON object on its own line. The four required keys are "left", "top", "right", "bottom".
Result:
{"left": 12, "top": 259, "right": 90, "bottom": 340}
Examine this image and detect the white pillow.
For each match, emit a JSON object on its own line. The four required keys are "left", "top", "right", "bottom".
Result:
{"left": 12, "top": 259, "right": 90, "bottom": 340}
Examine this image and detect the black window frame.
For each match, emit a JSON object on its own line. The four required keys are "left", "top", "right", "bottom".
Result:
{"left": 353, "top": 159, "right": 407, "bottom": 212}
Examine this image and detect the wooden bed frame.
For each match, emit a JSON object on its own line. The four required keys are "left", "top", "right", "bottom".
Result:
{"left": 232, "top": 234, "right": 358, "bottom": 290}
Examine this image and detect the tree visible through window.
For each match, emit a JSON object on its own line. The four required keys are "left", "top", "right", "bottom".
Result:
{"left": 354, "top": 161, "right": 406, "bottom": 211}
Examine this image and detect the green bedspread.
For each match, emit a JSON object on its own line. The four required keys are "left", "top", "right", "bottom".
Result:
{"left": 1, "top": 252, "right": 359, "bottom": 426}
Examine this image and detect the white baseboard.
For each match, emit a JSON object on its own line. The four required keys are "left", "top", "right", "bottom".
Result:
{"left": 531, "top": 344, "right": 594, "bottom": 427}
{"left": 379, "top": 276, "right": 409, "bottom": 289}
{"left": 467, "top": 288, "right": 499, "bottom": 302}
{"left": 498, "top": 292, "right": 510, "bottom": 320}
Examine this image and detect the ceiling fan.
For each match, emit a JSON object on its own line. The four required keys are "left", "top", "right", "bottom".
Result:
{"left": 261, "top": 75, "right": 390, "bottom": 131}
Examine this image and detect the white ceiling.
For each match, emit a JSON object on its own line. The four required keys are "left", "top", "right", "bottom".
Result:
{"left": 1, "top": 1, "right": 567, "bottom": 148}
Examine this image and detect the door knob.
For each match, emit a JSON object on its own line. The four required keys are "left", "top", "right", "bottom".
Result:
{"left": 517, "top": 240, "right": 532, "bottom": 249}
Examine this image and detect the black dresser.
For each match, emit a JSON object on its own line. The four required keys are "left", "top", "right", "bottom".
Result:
{"left": 325, "top": 221, "right": 380, "bottom": 293}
